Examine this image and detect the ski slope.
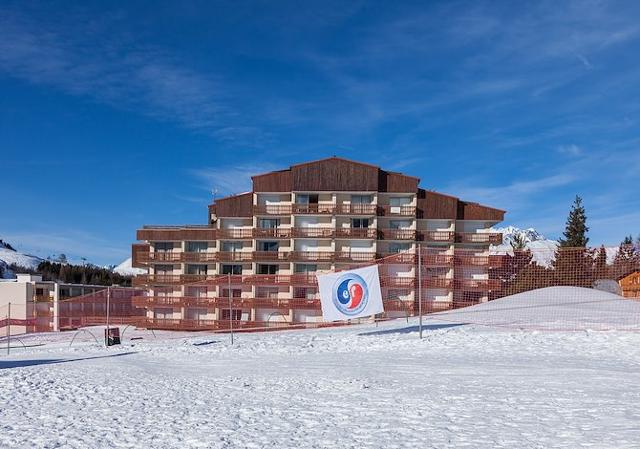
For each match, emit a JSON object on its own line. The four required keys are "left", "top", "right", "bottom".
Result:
{"left": 1, "top": 307, "right": 639, "bottom": 449}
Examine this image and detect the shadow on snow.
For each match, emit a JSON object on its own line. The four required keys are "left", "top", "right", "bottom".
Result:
{"left": 0, "top": 351, "right": 136, "bottom": 370}
{"left": 359, "top": 322, "right": 465, "bottom": 336}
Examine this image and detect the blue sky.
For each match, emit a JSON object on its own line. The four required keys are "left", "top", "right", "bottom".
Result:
{"left": 2, "top": 0, "right": 640, "bottom": 265}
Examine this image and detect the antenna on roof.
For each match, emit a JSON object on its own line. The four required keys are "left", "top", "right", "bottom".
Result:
{"left": 211, "top": 188, "right": 218, "bottom": 203}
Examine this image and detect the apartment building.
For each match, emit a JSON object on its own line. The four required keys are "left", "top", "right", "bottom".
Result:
{"left": 132, "top": 157, "right": 504, "bottom": 330}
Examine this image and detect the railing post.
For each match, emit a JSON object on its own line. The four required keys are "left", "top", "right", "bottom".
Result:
{"left": 418, "top": 246, "right": 423, "bottom": 339}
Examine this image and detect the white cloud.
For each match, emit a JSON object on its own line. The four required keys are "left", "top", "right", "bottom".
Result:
{"left": 557, "top": 144, "right": 583, "bottom": 156}
{"left": 189, "top": 163, "right": 281, "bottom": 196}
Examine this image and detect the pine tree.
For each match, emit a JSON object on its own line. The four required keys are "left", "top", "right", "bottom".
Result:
{"left": 558, "top": 195, "right": 589, "bottom": 247}
{"left": 613, "top": 235, "right": 639, "bottom": 278}
{"left": 553, "top": 195, "right": 592, "bottom": 287}
{"left": 593, "top": 245, "right": 608, "bottom": 278}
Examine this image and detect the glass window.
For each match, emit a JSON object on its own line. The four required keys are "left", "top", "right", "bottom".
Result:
{"left": 155, "top": 264, "right": 174, "bottom": 274}
{"left": 257, "top": 264, "right": 278, "bottom": 274}
{"left": 186, "top": 264, "right": 207, "bottom": 275}
{"left": 297, "top": 194, "right": 318, "bottom": 204}
{"left": 389, "top": 243, "right": 411, "bottom": 253}
{"left": 351, "top": 195, "right": 372, "bottom": 204}
{"left": 221, "top": 288, "right": 242, "bottom": 298}
{"left": 352, "top": 218, "right": 369, "bottom": 228}
{"left": 389, "top": 196, "right": 412, "bottom": 206}
{"left": 389, "top": 220, "right": 411, "bottom": 229}
{"left": 186, "top": 241, "right": 208, "bottom": 252}
{"left": 222, "top": 241, "right": 243, "bottom": 252}
{"left": 155, "top": 242, "right": 173, "bottom": 252}
{"left": 259, "top": 218, "right": 280, "bottom": 228}
{"left": 221, "top": 309, "right": 243, "bottom": 320}
{"left": 294, "top": 264, "right": 317, "bottom": 273}
{"left": 221, "top": 264, "right": 242, "bottom": 275}
{"left": 259, "top": 241, "right": 279, "bottom": 252}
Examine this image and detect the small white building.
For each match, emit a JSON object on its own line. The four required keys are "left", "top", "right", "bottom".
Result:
{"left": 0, "top": 274, "right": 122, "bottom": 336}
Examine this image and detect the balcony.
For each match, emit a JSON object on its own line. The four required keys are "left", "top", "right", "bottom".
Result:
{"left": 334, "top": 252, "right": 376, "bottom": 263}
{"left": 379, "top": 229, "right": 416, "bottom": 240}
{"left": 217, "top": 252, "right": 253, "bottom": 262}
{"left": 292, "top": 228, "right": 335, "bottom": 238}
{"left": 292, "top": 203, "right": 336, "bottom": 214}
{"left": 252, "top": 251, "right": 290, "bottom": 261}
{"left": 420, "top": 277, "right": 455, "bottom": 289}
{"left": 381, "top": 277, "right": 415, "bottom": 288}
{"left": 289, "top": 251, "right": 334, "bottom": 262}
{"left": 377, "top": 205, "right": 416, "bottom": 217}
{"left": 454, "top": 255, "right": 491, "bottom": 266}
{"left": 334, "top": 228, "right": 377, "bottom": 239}
{"left": 253, "top": 228, "right": 292, "bottom": 239}
{"left": 251, "top": 275, "right": 293, "bottom": 285}
{"left": 419, "top": 231, "right": 455, "bottom": 243}
{"left": 132, "top": 296, "right": 217, "bottom": 308}
{"left": 217, "top": 229, "right": 253, "bottom": 239}
{"left": 181, "top": 252, "right": 219, "bottom": 263}
{"left": 421, "top": 254, "right": 454, "bottom": 266}
{"left": 335, "top": 204, "right": 377, "bottom": 215}
{"left": 290, "top": 273, "right": 318, "bottom": 285}
{"left": 455, "top": 233, "right": 503, "bottom": 244}
{"left": 253, "top": 205, "right": 292, "bottom": 215}
{"left": 458, "top": 279, "right": 501, "bottom": 291}
{"left": 378, "top": 252, "right": 416, "bottom": 264}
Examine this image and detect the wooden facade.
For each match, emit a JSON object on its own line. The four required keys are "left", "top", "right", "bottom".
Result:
{"left": 213, "top": 192, "right": 253, "bottom": 217}
{"left": 619, "top": 271, "right": 640, "bottom": 299}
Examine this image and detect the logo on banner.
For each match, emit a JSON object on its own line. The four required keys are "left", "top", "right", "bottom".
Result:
{"left": 332, "top": 273, "right": 369, "bottom": 316}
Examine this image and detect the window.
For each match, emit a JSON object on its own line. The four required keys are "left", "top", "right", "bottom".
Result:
{"left": 257, "top": 264, "right": 278, "bottom": 275}
{"left": 389, "top": 243, "right": 411, "bottom": 253}
{"left": 256, "top": 287, "right": 279, "bottom": 298}
{"left": 389, "top": 196, "right": 411, "bottom": 206}
{"left": 36, "top": 288, "right": 44, "bottom": 296}
{"left": 294, "top": 287, "right": 318, "bottom": 299}
{"left": 155, "top": 242, "right": 173, "bottom": 252}
{"left": 352, "top": 218, "right": 370, "bottom": 228}
{"left": 294, "top": 264, "right": 317, "bottom": 273}
{"left": 222, "top": 241, "right": 243, "bottom": 252}
{"left": 221, "top": 309, "right": 243, "bottom": 320}
{"left": 155, "top": 265, "right": 174, "bottom": 274}
{"left": 154, "top": 308, "right": 173, "bottom": 319}
{"left": 351, "top": 195, "right": 372, "bottom": 204}
{"left": 259, "top": 241, "right": 279, "bottom": 252}
{"left": 297, "top": 194, "right": 318, "bottom": 204}
{"left": 221, "top": 264, "right": 242, "bottom": 275}
{"left": 186, "top": 241, "right": 208, "bottom": 252}
{"left": 185, "top": 308, "right": 208, "bottom": 320}
{"left": 389, "top": 220, "right": 411, "bottom": 229}
{"left": 221, "top": 288, "right": 242, "bottom": 298}
{"left": 186, "top": 264, "right": 207, "bottom": 275}
{"left": 259, "top": 218, "right": 280, "bottom": 228}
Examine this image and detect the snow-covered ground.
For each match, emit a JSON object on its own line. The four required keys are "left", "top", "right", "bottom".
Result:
{"left": 1, "top": 290, "right": 640, "bottom": 449}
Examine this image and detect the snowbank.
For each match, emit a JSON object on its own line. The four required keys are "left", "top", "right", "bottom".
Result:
{"left": 432, "top": 286, "right": 640, "bottom": 330}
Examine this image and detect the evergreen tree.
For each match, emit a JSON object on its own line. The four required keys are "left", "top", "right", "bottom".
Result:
{"left": 553, "top": 195, "right": 592, "bottom": 287}
{"left": 558, "top": 195, "right": 589, "bottom": 247}
{"left": 612, "top": 235, "right": 639, "bottom": 278}
{"left": 593, "top": 245, "right": 608, "bottom": 278}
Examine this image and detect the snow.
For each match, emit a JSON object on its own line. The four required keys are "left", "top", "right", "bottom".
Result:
{"left": 431, "top": 286, "right": 640, "bottom": 331}
{"left": 1, "top": 291, "right": 640, "bottom": 448}
{"left": 0, "top": 248, "right": 42, "bottom": 278}
{"left": 113, "top": 257, "right": 146, "bottom": 276}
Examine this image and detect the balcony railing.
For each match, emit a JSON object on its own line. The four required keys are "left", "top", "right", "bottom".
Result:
{"left": 334, "top": 228, "right": 377, "bottom": 239}
{"left": 292, "top": 228, "right": 335, "bottom": 238}
{"left": 377, "top": 205, "right": 416, "bottom": 216}
{"left": 455, "top": 233, "right": 503, "bottom": 244}
{"left": 217, "top": 229, "right": 254, "bottom": 239}
{"left": 290, "top": 273, "right": 318, "bottom": 285}
{"left": 381, "top": 277, "right": 415, "bottom": 287}
{"left": 252, "top": 251, "right": 290, "bottom": 261}
{"left": 335, "top": 204, "right": 377, "bottom": 215}
{"left": 253, "top": 228, "right": 292, "bottom": 239}
{"left": 181, "top": 252, "right": 219, "bottom": 263}
{"left": 292, "top": 204, "right": 336, "bottom": 214}
{"left": 217, "top": 252, "right": 253, "bottom": 262}
{"left": 420, "top": 277, "right": 455, "bottom": 289}
{"left": 421, "top": 254, "right": 454, "bottom": 266}
{"left": 253, "top": 205, "right": 292, "bottom": 215}
{"left": 334, "top": 252, "right": 377, "bottom": 262}
{"left": 379, "top": 229, "right": 416, "bottom": 240}
{"left": 419, "top": 231, "right": 455, "bottom": 242}
{"left": 458, "top": 279, "right": 501, "bottom": 291}
{"left": 289, "top": 251, "right": 335, "bottom": 262}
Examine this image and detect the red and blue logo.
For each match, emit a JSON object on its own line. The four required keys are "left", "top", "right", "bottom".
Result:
{"left": 332, "top": 273, "right": 369, "bottom": 316}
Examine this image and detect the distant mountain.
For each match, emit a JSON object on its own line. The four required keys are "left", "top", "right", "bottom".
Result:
{"left": 0, "top": 241, "right": 43, "bottom": 279}
{"left": 490, "top": 226, "right": 618, "bottom": 267}
{"left": 113, "top": 257, "right": 146, "bottom": 276}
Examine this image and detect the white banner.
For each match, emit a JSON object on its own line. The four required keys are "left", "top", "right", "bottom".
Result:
{"left": 317, "top": 265, "right": 384, "bottom": 321}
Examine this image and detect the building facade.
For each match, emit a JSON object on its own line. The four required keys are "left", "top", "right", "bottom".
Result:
{"left": 132, "top": 157, "right": 504, "bottom": 330}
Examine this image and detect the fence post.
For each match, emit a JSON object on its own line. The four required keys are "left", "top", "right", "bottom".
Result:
{"left": 7, "top": 302, "right": 11, "bottom": 355}
{"left": 228, "top": 273, "right": 233, "bottom": 345}
{"left": 418, "top": 245, "right": 423, "bottom": 339}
